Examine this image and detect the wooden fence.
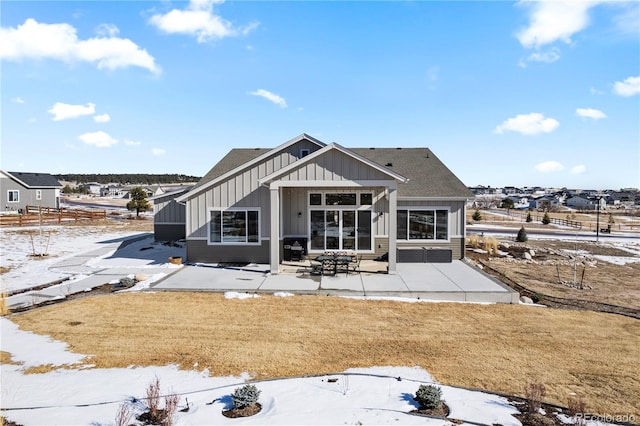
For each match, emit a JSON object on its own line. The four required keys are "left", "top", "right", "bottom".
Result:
{"left": 0, "top": 205, "right": 107, "bottom": 227}
{"left": 508, "top": 211, "right": 582, "bottom": 228}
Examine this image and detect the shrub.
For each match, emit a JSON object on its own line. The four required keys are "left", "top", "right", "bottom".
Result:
{"left": 516, "top": 227, "right": 528, "bottom": 242}
{"left": 541, "top": 212, "right": 550, "bottom": 225}
{"left": 467, "top": 234, "right": 480, "bottom": 249}
{"left": 531, "top": 293, "right": 542, "bottom": 304}
{"left": 414, "top": 384, "right": 443, "bottom": 410}
{"left": 526, "top": 212, "right": 532, "bottom": 223}
{"left": 483, "top": 237, "right": 499, "bottom": 255}
{"left": 231, "top": 384, "right": 261, "bottom": 409}
{"left": 568, "top": 397, "right": 587, "bottom": 426}
{"left": 138, "top": 376, "right": 179, "bottom": 426}
{"left": 472, "top": 210, "right": 482, "bottom": 221}
{"left": 524, "top": 382, "right": 546, "bottom": 413}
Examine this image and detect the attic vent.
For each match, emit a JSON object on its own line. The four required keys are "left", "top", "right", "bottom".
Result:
{"left": 385, "top": 162, "right": 393, "bottom": 167}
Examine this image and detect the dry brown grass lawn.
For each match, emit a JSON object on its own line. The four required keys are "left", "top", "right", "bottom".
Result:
{"left": 7, "top": 293, "right": 639, "bottom": 416}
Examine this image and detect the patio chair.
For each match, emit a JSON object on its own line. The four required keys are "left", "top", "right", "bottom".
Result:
{"left": 348, "top": 254, "right": 362, "bottom": 274}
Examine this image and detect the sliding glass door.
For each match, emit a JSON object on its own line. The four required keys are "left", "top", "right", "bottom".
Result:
{"left": 310, "top": 210, "right": 372, "bottom": 251}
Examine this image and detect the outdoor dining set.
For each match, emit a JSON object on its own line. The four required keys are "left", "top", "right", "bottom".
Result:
{"left": 309, "top": 251, "right": 362, "bottom": 276}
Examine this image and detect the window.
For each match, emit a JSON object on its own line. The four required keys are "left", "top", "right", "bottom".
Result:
{"left": 397, "top": 209, "right": 448, "bottom": 241}
{"left": 310, "top": 193, "right": 322, "bottom": 205}
{"left": 210, "top": 209, "right": 260, "bottom": 244}
{"left": 7, "top": 190, "right": 19, "bottom": 203}
{"left": 36, "top": 190, "right": 42, "bottom": 200}
{"left": 326, "top": 193, "right": 356, "bottom": 206}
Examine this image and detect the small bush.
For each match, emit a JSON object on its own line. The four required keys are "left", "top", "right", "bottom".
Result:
{"left": 137, "top": 376, "right": 179, "bottom": 426}
{"left": 526, "top": 212, "right": 532, "bottom": 223}
{"left": 541, "top": 212, "right": 550, "bottom": 225}
{"left": 472, "top": 210, "right": 482, "bottom": 221}
{"left": 119, "top": 277, "right": 135, "bottom": 287}
{"left": 483, "top": 237, "right": 499, "bottom": 255}
{"left": 531, "top": 293, "right": 543, "bottom": 304}
{"left": 467, "top": 234, "right": 480, "bottom": 249}
{"left": 231, "top": 384, "right": 261, "bottom": 409}
{"left": 414, "top": 384, "right": 443, "bottom": 410}
{"left": 524, "top": 382, "right": 546, "bottom": 413}
{"left": 568, "top": 397, "right": 587, "bottom": 426}
{"left": 516, "top": 227, "right": 528, "bottom": 242}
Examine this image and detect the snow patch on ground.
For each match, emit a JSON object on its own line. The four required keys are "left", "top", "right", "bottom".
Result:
{"left": 224, "top": 291, "right": 261, "bottom": 300}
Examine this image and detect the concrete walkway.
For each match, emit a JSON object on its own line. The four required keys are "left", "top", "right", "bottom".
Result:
{"left": 152, "top": 260, "right": 520, "bottom": 303}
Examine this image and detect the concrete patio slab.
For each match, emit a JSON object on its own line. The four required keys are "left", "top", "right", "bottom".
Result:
{"left": 259, "top": 274, "right": 320, "bottom": 292}
{"left": 151, "top": 265, "right": 267, "bottom": 291}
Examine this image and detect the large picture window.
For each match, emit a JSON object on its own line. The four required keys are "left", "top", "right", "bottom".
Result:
{"left": 7, "top": 190, "right": 19, "bottom": 203}
{"left": 210, "top": 209, "right": 260, "bottom": 244}
{"left": 397, "top": 209, "right": 448, "bottom": 241}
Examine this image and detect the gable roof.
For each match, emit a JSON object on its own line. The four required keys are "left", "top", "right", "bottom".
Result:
{"left": 352, "top": 148, "right": 473, "bottom": 198}
{"left": 258, "top": 143, "right": 409, "bottom": 186}
{"left": 178, "top": 133, "right": 325, "bottom": 202}
{"left": 178, "top": 135, "right": 473, "bottom": 201}
{"left": 3, "top": 171, "right": 62, "bottom": 188}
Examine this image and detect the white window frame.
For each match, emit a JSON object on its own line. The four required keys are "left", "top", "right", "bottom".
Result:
{"left": 208, "top": 207, "right": 261, "bottom": 246}
{"left": 397, "top": 207, "right": 451, "bottom": 242}
{"left": 307, "top": 190, "right": 375, "bottom": 253}
{"left": 7, "top": 190, "right": 19, "bottom": 203}
{"left": 36, "top": 190, "right": 42, "bottom": 200}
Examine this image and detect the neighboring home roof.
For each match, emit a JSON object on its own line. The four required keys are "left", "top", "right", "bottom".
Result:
{"left": 352, "top": 148, "right": 473, "bottom": 199}
{"left": 3, "top": 171, "right": 62, "bottom": 188}
{"left": 148, "top": 186, "right": 192, "bottom": 202}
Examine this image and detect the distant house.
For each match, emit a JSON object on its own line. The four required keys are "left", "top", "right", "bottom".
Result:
{"left": 100, "top": 185, "right": 128, "bottom": 198}
{"left": 1, "top": 170, "right": 62, "bottom": 213}
{"left": 531, "top": 195, "right": 561, "bottom": 211}
{"left": 565, "top": 195, "right": 606, "bottom": 211}
{"left": 84, "top": 182, "right": 102, "bottom": 195}
{"left": 504, "top": 195, "right": 530, "bottom": 209}
{"left": 164, "top": 134, "right": 473, "bottom": 274}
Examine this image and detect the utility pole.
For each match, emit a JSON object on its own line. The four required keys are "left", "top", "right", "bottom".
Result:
{"left": 595, "top": 196, "right": 601, "bottom": 243}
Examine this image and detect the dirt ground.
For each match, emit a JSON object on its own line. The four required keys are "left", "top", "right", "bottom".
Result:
{"left": 466, "top": 238, "right": 640, "bottom": 311}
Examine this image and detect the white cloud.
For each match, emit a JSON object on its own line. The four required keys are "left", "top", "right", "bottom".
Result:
{"left": 571, "top": 164, "right": 587, "bottom": 174}
{"left": 12, "top": 97, "right": 25, "bottom": 104}
{"left": 93, "top": 113, "right": 111, "bottom": 123}
{"left": 0, "top": 18, "right": 160, "bottom": 74}
{"left": 49, "top": 102, "right": 95, "bottom": 121}
{"left": 124, "top": 139, "right": 141, "bottom": 146}
{"left": 95, "top": 23, "right": 119, "bottom": 37}
{"left": 149, "top": 0, "right": 258, "bottom": 43}
{"left": 535, "top": 161, "right": 564, "bottom": 173}
{"left": 527, "top": 47, "right": 560, "bottom": 63}
{"left": 249, "top": 89, "right": 287, "bottom": 108}
{"left": 494, "top": 113, "right": 559, "bottom": 136}
{"left": 78, "top": 131, "right": 118, "bottom": 148}
{"left": 152, "top": 148, "right": 166, "bottom": 156}
{"left": 516, "top": 0, "right": 598, "bottom": 49}
{"left": 612, "top": 75, "right": 640, "bottom": 96}
{"left": 576, "top": 108, "right": 606, "bottom": 120}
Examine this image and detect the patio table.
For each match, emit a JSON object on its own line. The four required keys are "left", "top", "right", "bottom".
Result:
{"left": 313, "top": 254, "right": 354, "bottom": 275}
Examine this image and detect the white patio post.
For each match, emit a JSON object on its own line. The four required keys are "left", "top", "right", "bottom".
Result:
{"left": 269, "top": 186, "right": 280, "bottom": 274}
{"left": 387, "top": 185, "right": 397, "bottom": 274}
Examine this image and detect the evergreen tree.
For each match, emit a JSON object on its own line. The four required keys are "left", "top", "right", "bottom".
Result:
{"left": 542, "top": 212, "right": 550, "bottom": 225}
{"left": 472, "top": 209, "right": 482, "bottom": 221}
{"left": 516, "top": 226, "right": 528, "bottom": 242}
{"left": 526, "top": 211, "right": 532, "bottom": 222}
{"left": 500, "top": 198, "right": 515, "bottom": 209}
{"left": 126, "top": 187, "right": 150, "bottom": 217}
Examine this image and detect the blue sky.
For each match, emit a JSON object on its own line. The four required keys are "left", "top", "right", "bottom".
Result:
{"left": 1, "top": 0, "right": 638, "bottom": 189}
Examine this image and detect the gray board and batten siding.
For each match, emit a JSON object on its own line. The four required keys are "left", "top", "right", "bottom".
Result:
{"left": 151, "top": 187, "right": 191, "bottom": 241}
{"left": 1, "top": 171, "right": 62, "bottom": 213}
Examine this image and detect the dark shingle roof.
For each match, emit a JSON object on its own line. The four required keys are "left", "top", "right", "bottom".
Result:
{"left": 190, "top": 146, "right": 472, "bottom": 199}
{"left": 352, "top": 148, "right": 473, "bottom": 198}
{"left": 190, "top": 149, "right": 270, "bottom": 192}
{"left": 7, "top": 171, "right": 62, "bottom": 188}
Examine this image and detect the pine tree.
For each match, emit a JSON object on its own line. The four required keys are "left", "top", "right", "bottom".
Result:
{"left": 542, "top": 212, "right": 550, "bottom": 225}
{"left": 516, "top": 226, "right": 528, "bottom": 242}
{"left": 472, "top": 209, "right": 482, "bottom": 221}
{"left": 126, "top": 187, "right": 150, "bottom": 217}
{"left": 526, "top": 211, "right": 532, "bottom": 222}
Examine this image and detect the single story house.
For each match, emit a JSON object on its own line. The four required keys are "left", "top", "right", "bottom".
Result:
{"left": 1, "top": 170, "right": 62, "bottom": 213}
{"left": 565, "top": 195, "right": 606, "bottom": 211}
{"left": 163, "top": 134, "right": 473, "bottom": 274}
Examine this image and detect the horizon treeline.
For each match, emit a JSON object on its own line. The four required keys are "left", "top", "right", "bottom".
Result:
{"left": 55, "top": 174, "right": 201, "bottom": 185}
